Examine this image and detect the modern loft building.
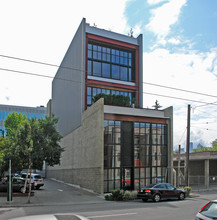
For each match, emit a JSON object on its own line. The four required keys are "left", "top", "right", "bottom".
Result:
{"left": 0, "top": 104, "right": 47, "bottom": 137}
{"left": 47, "top": 18, "right": 173, "bottom": 194}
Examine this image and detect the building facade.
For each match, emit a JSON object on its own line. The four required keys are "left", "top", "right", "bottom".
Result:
{"left": 0, "top": 104, "right": 47, "bottom": 137}
{"left": 47, "top": 18, "right": 173, "bottom": 194}
{"left": 174, "top": 151, "right": 217, "bottom": 189}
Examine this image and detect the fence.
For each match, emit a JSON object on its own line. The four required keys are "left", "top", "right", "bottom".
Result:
{"left": 177, "top": 175, "right": 217, "bottom": 191}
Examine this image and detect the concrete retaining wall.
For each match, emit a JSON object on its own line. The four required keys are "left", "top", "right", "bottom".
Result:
{"left": 46, "top": 99, "right": 104, "bottom": 194}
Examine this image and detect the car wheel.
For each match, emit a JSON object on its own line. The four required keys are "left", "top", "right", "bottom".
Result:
{"left": 36, "top": 186, "right": 40, "bottom": 190}
{"left": 178, "top": 192, "right": 185, "bottom": 200}
{"left": 153, "top": 194, "right": 161, "bottom": 202}
{"left": 142, "top": 198, "right": 148, "bottom": 202}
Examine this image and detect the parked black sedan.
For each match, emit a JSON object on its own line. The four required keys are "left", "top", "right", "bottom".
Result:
{"left": 137, "top": 183, "right": 186, "bottom": 202}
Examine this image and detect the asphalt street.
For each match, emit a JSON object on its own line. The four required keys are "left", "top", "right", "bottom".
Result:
{"left": 0, "top": 178, "right": 104, "bottom": 207}
{"left": 0, "top": 179, "right": 217, "bottom": 220}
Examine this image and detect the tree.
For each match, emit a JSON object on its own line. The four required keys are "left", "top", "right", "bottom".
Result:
{"left": 15, "top": 120, "right": 33, "bottom": 202}
{"left": 1, "top": 113, "right": 28, "bottom": 175}
{"left": 92, "top": 93, "right": 131, "bottom": 107}
{"left": 0, "top": 137, "right": 5, "bottom": 178}
{"left": 193, "top": 140, "right": 217, "bottom": 153}
{"left": 1, "top": 113, "right": 63, "bottom": 203}
{"left": 211, "top": 139, "right": 217, "bottom": 150}
{"left": 31, "top": 115, "right": 63, "bottom": 169}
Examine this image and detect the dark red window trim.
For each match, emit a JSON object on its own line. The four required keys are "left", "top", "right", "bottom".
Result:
{"left": 85, "top": 33, "right": 140, "bottom": 109}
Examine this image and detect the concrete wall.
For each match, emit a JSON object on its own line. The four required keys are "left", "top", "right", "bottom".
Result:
{"left": 164, "top": 106, "right": 173, "bottom": 184}
{"left": 51, "top": 18, "right": 86, "bottom": 136}
{"left": 46, "top": 99, "right": 104, "bottom": 194}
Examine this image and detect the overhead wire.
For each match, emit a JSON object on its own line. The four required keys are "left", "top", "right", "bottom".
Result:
{"left": 0, "top": 53, "right": 217, "bottom": 106}
{"left": 1, "top": 53, "right": 217, "bottom": 98}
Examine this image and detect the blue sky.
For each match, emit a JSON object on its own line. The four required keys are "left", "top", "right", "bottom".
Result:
{"left": 0, "top": 0, "right": 217, "bottom": 149}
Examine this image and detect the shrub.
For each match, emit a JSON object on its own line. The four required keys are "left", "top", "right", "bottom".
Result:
{"left": 123, "top": 190, "right": 137, "bottom": 200}
{"left": 92, "top": 93, "right": 131, "bottom": 107}
{"left": 184, "top": 186, "right": 192, "bottom": 197}
{"left": 105, "top": 190, "right": 137, "bottom": 201}
{"left": 104, "top": 193, "right": 112, "bottom": 201}
{"left": 104, "top": 189, "right": 124, "bottom": 201}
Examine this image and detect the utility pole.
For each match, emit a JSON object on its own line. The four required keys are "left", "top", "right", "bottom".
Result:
{"left": 178, "top": 145, "right": 181, "bottom": 187}
{"left": 185, "top": 104, "right": 191, "bottom": 186}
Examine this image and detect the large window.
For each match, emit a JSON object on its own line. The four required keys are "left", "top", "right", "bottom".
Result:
{"left": 88, "top": 43, "right": 134, "bottom": 82}
{"left": 133, "top": 122, "right": 168, "bottom": 190}
{"left": 104, "top": 120, "right": 121, "bottom": 192}
{"left": 87, "top": 86, "right": 133, "bottom": 107}
{"left": 104, "top": 120, "right": 168, "bottom": 193}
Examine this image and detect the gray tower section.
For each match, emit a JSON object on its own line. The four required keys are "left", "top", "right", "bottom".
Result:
{"left": 52, "top": 18, "right": 144, "bottom": 136}
{"left": 52, "top": 19, "right": 86, "bottom": 136}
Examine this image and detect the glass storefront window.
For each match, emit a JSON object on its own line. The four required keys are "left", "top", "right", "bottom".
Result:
{"left": 104, "top": 120, "right": 168, "bottom": 192}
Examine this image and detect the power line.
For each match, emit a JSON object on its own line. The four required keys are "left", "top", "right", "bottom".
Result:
{"left": 1, "top": 53, "right": 217, "bottom": 99}
{"left": 0, "top": 54, "right": 84, "bottom": 72}
{"left": 1, "top": 66, "right": 217, "bottom": 106}
{"left": 143, "top": 91, "right": 217, "bottom": 106}
{"left": 191, "top": 126, "right": 217, "bottom": 132}
{"left": 143, "top": 82, "right": 217, "bottom": 99}
{"left": 177, "top": 127, "right": 187, "bottom": 144}
{"left": 0, "top": 67, "right": 83, "bottom": 84}
{"left": 193, "top": 108, "right": 217, "bottom": 118}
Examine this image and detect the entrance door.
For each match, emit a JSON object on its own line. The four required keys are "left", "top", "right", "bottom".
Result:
{"left": 121, "top": 168, "right": 134, "bottom": 190}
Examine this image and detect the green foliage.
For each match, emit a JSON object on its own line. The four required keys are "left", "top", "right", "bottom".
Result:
{"left": 1, "top": 113, "right": 30, "bottom": 175}
{"left": 92, "top": 93, "right": 131, "bottom": 107}
{"left": 193, "top": 146, "right": 209, "bottom": 152}
{"left": 211, "top": 139, "right": 217, "bottom": 150}
{"left": 193, "top": 139, "right": 217, "bottom": 153}
{"left": 0, "top": 137, "right": 6, "bottom": 177}
{"left": 184, "top": 186, "right": 191, "bottom": 197}
{"left": 4, "top": 112, "right": 27, "bottom": 139}
{"left": 0, "top": 113, "right": 63, "bottom": 177}
{"left": 31, "top": 115, "right": 63, "bottom": 169}
{"left": 104, "top": 189, "right": 124, "bottom": 201}
{"left": 123, "top": 190, "right": 137, "bottom": 200}
{"left": 104, "top": 190, "right": 137, "bottom": 201}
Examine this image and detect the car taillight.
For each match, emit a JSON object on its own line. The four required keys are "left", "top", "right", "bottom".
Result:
{"left": 34, "top": 179, "right": 38, "bottom": 182}
{"left": 145, "top": 189, "right": 151, "bottom": 193}
{"left": 199, "top": 201, "right": 211, "bottom": 213}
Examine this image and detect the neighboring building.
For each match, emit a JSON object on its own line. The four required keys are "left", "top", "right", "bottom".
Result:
{"left": 173, "top": 151, "right": 217, "bottom": 188}
{"left": 0, "top": 104, "right": 47, "bottom": 136}
{"left": 47, "top": 18, "right": 173, "bottom": 194}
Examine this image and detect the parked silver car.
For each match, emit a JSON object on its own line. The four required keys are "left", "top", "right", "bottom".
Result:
{"left": 0, "top": 177, "right": 33, "bottom": 192}
{"left": 195, "top": 200, "right": 217, "bottom": 219}
{"left": 21, "top": 173, "right": 44, "bottom": 190}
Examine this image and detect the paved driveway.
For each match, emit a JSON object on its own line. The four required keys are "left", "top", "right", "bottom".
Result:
{"left": 0, "top": 178, "right": 104, "bottom": 207}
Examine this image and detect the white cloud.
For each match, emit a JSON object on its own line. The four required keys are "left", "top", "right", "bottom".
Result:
{"left": 147, "top": 0, "right": 168, "bottom": 5}
{"left": 143, "top": 48, "right": 217, "bottom": 148}
{"left": 145, "top": 0, "right": 187, "bottom": 40}
{"left": 0, "top": 0, "right": 129, "bottom": 107}
{"left": 167, "top": 38, "right": 181, "bottom": 45}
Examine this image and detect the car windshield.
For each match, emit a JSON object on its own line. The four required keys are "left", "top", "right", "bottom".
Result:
{"left": 200, "top": 202, "right": 217, "bottom": 218}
